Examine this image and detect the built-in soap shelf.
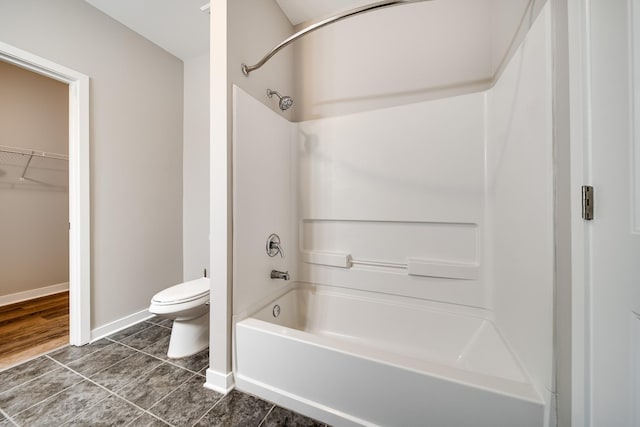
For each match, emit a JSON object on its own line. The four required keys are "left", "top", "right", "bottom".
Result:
{"left": 302, "top": 250, "right": 479, "bottom": 280}
{"left": 406, "top": 259, "right": 479, "bottom": 280}
{"left": 302, "top": 251, "right": 352, "bottom": 268}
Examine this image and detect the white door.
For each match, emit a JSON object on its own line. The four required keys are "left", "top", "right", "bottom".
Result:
{"left": 575, "top": 0, "right": 640, "bottom": 425}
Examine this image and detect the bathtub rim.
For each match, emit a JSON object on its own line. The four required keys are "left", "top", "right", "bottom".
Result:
{"left": 234, "top": 281, "right": 493, "bottom": 325}
{"left": 232, "top": 282, "right": 544, "bottom": 405}
{"left": 236, "top": 316, "right": 542, "bottom": 405}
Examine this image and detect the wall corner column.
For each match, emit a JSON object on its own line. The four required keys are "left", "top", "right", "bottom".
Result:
{"left": 206, "top": 0, "right": 234, "bottom": 394}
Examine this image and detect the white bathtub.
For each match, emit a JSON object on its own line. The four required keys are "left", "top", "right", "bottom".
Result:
{"left": 234, "top": 285, "right": 544, "bottom": 427}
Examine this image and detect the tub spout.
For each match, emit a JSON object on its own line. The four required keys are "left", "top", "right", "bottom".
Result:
{"left": 270, "top": 270, "right": 290, "bottom": 280}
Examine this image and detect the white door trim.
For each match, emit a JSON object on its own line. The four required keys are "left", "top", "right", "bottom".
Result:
{"left": 567, "top": 0, "right": 590, "bottom": 425}
{"left": 0, "top": 41, "right": 91, "bottom": 346}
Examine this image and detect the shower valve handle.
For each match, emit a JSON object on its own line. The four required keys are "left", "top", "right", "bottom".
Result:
{"left": 269, "top": 241, "right": 284, "bottom": 258}
{"left": 266, "top": 233, "right": 284, "bottom": 258}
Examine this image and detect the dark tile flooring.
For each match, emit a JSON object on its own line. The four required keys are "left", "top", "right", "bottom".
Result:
{"left": 0, "top": 317, "right": 328, "bottom": 427}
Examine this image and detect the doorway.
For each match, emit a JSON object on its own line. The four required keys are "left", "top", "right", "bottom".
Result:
{"left": 0, "top": 41, "right": 90, "bottom": 352}
{"left": 0, "top": 60, "right": 70, "bottom": 368}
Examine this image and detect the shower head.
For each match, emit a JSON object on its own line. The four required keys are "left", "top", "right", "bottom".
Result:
{"left": 267, "top": 89, "right": 293, "bottom": 111}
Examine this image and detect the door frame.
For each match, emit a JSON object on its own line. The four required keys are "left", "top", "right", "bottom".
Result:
{"left": 567, "top": 0, "right": 589, "bottom": 424}
{"left": 0, "top": 41, "right": 91, "bottom": 346}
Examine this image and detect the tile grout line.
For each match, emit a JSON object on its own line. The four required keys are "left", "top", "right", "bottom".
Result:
{"left": 63, "top": 344, "right": 143, "bottom": 379}
{"left": 59, "top": 393, "right": 114, "bottom": 426}
{"left": 2, "top": 322, "right": 204, "bottom": 427}
{"left": 79, "top": 345, "right": 165, "bottom": 389}
{"left": 4, "top": 380, "right": 81, "bottom": 422}
{"left": 107, "top": 337, "right": 208, "bottom": 376}
{"left": 108, "top": 321, "right": 158, "bottom": 341}
{"left": 0, "top": 364, "right": 63, "bottom": 396}
{"left": 257, "top": 404, "right": 276, "bottom": 427}
{"left": 99, "top": 333, "right": 212, "bottom": 420}
{"left": 46, "top": 340, "right": 112, "bottom": 367}
{"left": 0, "top": 407, "right": 19, "bottom": 427}
{"left": 145, "top": 371, "right": 219, "bottom": 425}
{"left": 48, "top": 355, "right": 179, "bottom": 427}
{"left": 123, "top": 410, "right": 175, "bottom": 427}
{"left": 189, "top": 389, "right": 234, "bottom": 427}
{"left": 107, "top": 362, "right": 198, "bottom": 426}
{"left": 0, "top": 341, "right": 68, "bottom": 374}
{"left": 121, "top": 368, "right": 195, "bottom": 427}
{"left": 146, "top": 371, "right": 200, "bottom": 412}
{"left": 145, "top": 320, "right": 173, "bottom": 330}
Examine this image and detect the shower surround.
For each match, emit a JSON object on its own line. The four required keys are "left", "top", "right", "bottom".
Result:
{"left": 229, "top": 3, "right": 553, "bottom": 427}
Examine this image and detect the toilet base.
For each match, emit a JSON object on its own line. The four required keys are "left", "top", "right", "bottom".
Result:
{"left": 167, "top": 311, "right": 209, "bottom": 358}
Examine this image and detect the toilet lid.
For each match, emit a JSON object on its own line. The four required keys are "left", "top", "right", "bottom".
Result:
{"left": 152, "top": 277, "right": 210, "bottom": 305}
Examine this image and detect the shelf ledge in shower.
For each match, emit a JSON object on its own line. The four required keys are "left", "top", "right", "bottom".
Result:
{"left": 407, "top": 259, "right": 479, "bottom": 280}
{"left": 302, "top": 251, "right": 479, "bottom": 280}
{"left": 302, "top": 251, "right": 352, "bottom": 268}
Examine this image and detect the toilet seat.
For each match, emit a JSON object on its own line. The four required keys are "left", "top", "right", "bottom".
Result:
{"left": 151, "top": 277, "right": 209, "bottom": 306}
{"left": 148, "top": 277, "right": 210, "bottom": 358}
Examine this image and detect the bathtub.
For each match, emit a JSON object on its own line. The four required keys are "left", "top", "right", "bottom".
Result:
{"left": 234, "top": 285, "right": 545, "bottom": 427}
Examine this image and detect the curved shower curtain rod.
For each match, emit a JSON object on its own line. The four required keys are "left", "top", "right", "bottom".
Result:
{"left": 241, "top": 0, "right": 433, "bottom": 76}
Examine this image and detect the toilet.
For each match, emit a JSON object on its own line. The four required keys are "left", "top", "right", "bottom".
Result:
{"left": 149, "top": 277, "right": 210, "bottom": 359}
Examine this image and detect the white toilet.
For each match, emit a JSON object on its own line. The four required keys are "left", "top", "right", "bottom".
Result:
{"left": 149, "top": 277, "right": 210, "bottom": 359}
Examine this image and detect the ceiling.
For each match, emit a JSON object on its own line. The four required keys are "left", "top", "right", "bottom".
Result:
{"left": 85, "top": 0, "right": 210, "bottom": 61}
{"left": 84, "top": 0, "right": 374, "bottom": 60}
{"left": 275, "top": 0, "right": 376, "bottom": 26}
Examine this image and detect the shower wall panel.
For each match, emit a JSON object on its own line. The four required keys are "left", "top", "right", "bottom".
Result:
{"left": 233, "top": 86, "right": 299, "bottom": 315}
{"left": 486, "top": 4, "right": 553, "bottom": 406}
{"left": 296, "top": 93, "right": 488, "bottom": 308}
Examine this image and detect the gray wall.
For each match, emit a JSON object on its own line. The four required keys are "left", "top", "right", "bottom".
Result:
{"left": 0, "top": 61, "right": 69, "bottom": 296}
{"left": 183, "top": 53, "right": 210, "bottom": 282}
{"left": 228, "top": 0, "right": 295, "bottom": 120}
{"left": 0, "top": 0, "right": 184, "bottom": 329}
{"left": 208, "top": 0, "right": 294, "bottom": 378}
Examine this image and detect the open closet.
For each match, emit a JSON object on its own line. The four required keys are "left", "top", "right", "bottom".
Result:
{"left": 0, "top": 60, "right": 69, "bottom": 368}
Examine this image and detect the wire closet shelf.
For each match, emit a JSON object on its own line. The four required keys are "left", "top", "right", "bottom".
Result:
{"left": 0, "top": 144, "right": 68, "bottom": 181}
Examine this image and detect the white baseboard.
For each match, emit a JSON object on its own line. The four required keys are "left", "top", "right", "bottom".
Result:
{"left": 205, "top": 369, "right": 235, "bottom": 395}
{"left": 0, "top": 282, "right": 69, "bottom": 307}
{"left": 90, "top": 308, "right": 154, "bottom": 342}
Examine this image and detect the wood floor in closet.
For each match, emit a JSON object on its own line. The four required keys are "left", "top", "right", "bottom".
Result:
{"left": 0, "top": 292, "right": 69, "bottom": 370}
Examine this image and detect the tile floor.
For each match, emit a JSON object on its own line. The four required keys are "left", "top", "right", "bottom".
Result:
{"left": 0, "top": 317, "right": 328, "bottom": 426}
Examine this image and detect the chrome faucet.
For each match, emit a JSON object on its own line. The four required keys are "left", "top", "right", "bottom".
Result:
{"left": 270, "top": 270, "right": 290, "bottom": 280}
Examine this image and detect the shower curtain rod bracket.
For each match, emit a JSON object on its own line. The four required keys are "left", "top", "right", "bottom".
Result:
{"left": 241, "top": 0, "right": 432, "bottom": 77}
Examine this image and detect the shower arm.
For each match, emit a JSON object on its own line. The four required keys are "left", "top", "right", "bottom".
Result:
{"left": 241, "top": 0, "right": 432, "bottom": 76}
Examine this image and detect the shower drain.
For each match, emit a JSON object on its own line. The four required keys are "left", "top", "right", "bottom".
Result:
{"left": 272, "top": 304, "right": 281, "bottom": 318}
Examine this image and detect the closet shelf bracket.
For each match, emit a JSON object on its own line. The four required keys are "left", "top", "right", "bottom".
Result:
{"left": 20, "top": 151, "right": 35, "bottom": 181}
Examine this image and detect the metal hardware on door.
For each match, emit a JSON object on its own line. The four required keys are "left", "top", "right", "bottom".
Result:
{"left": 582, "top": 185, "right": 594, "bottom": 220}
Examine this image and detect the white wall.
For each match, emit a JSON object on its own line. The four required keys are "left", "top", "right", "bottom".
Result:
{"left": 0, "top": 61, "right": 69, "bottom": 297}
{"left": 296, "top": 94, "right": 487, "bottom": 308}
{"left": 290, "top": 0, "right": 549, "bottom": 122}
{"left": 221, "top": 0, "right": 556, "bottom": 404}
{"left": 183, "top": 53, "right": 210, "bottom": 281}
{"left": 233, "top": 86, "right": 298, "bottom": 316}
{"left": 489, "top": 0, "right": 548, "bottom": 78}
{"left": 293, "top": 0, "right": 493, "bottom": 121}
{"left": 232, "top": 1, "right": 554, "bottom": 412}
{"left": 486, "top": 4, "right": 554, "bottom": 405}
{"left": 0, "top": 0, "right": 184, "bottom": 329}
